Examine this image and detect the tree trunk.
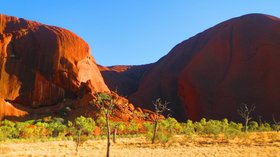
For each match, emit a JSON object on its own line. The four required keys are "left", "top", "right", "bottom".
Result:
{"left": 75, "top": 129, "right": 81, "bottom": 155}
{"left": 245, "top": 118, "right": 248, "bottom": 132}
{"left": 113, "top": 127, "right": 117, "bottom": 143}
{"left": 106, "top": 110, "right": 111, "bottom": 157}
{"left": 152, "top": 113, "right": 159, "bottom": 144}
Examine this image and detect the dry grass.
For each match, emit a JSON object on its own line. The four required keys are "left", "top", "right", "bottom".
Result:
{"left": 0, "top": 132, "right": 279, "bottom": 157}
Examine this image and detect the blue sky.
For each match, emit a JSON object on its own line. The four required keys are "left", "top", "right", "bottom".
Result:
{"left": 1, "top": 1, "right": 280, "bottom": 66}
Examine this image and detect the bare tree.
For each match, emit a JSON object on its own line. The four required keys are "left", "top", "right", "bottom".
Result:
{"left": 237, "top": 103, "right": 255, "bottom": 132}
{"left": 152, "top": 98, "right": 169, "bottom": 144}
{"left": 272, "top": 115, "right": 280, "bottom": 132}
{"left": 74, "top": 127, "right": 82, "bottom": 154}
{"left": 96, "top": 92, "right": 115, "bottom": 157}
{"left": 112, "top": 124, "right": 119, "bottom": 143}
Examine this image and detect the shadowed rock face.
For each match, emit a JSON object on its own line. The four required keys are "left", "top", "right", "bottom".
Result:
{"left": 129, "top": 14, "right": 280, "bottom": 121}
{"left": 99, "top": 64, "right": 153, "bottom": 97}
{"left": 0, "top": 14, "right": 109, "bottom": 118}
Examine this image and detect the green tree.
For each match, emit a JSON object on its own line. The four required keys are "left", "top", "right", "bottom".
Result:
{"left": 73, "top": 116, "right": 96, "bottom": 154}
{"left": 95, "top": 92, "right": 116, "bottom": 157}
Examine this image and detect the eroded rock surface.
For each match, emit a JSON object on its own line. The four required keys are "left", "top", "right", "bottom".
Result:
{"left": 0, "top": 14, "right": 109, "bottom": 119}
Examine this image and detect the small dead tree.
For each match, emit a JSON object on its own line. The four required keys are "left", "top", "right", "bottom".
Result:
{"left": 96, "top": 92, "right": 115, "bottom": 157}
{"left": 74, "top": 128, "right": 88, "bottom": 155}
{"left": 237, "top": 103, "right": 255, "bottom": 132}
{"left": 75, "top": 127, "right": 82, "bottom": 154}
{"left": 152, "top": 98, "right": 169, "bottom": 144}
{"left": 112, "top": 124, "right": 119, "bottom": 143}
{"left": 272, "top": 115, "right": 280, "bottom": 132}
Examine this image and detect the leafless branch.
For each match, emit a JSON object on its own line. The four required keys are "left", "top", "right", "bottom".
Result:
{"left": 237, "top": 103, "right": 255, "bottom": 132}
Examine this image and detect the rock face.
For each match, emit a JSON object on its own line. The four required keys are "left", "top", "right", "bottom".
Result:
{"left": 129, "top": 14, "right": 280, "bottom": 121}
{"left": 0, "top": 14, "right": 109, "bottom": 119}
{"left": 99, "top": 64, "right": 153, "bottom": 97}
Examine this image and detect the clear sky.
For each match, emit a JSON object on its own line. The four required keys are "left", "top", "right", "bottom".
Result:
{"left": 1, "top": 1, "right": 280, "bottom": 66}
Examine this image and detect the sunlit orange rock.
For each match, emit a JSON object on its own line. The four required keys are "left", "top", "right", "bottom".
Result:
{"left": 0, "top": 99, "right": 27, "bottom": 120}
{"left": 130, "top": 14, "right": 280, "bottom": 121}
{"left": 0, "top": 14, "right": 109, "bottom": 119}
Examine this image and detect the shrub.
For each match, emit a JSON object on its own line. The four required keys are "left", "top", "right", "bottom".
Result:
{"left": 203, "top": 120, "right": 222, "bottom": 135}
{"left": 221, "top": 118, "right": 229, "bottom": 132}
{"left": 181, "top": 120, "right": 195, "bottom": 135}
{"left": 156, "top": 131, "right": 171, "bottom": 143}
{"left": 96, "top": 116, "right": 107, "bottom": 134}
{"left": 194, "top": 121, "right": 204, "bottom": 134}
{"left": 145, "top": 129, "right": 171, "bottom": 143}
{"left": 127, "top": 120, "right": 140, "bottom": 134}
{"left": 0, "top": 129, "right": 6, "bottom": 141}
{"left": 0, "top": 120, "right": 18, "bottom": 139}
{"left": 272, "top": 124, "right": 280, "bottom": 131}
{"left": 164, "top": 117, "right": 183, "bottom": 134}
{"left": 113, "top": 122, "right": 126, "bottom": 133}
{"left": 248, "top": 121, "right": 258, "bottom": 131}
{"left": 258, "top": 123, "right": 272, "bottom": 132}
{"left": 74, "top": 116, "right": 96, "bottom": 135}
{"left": 47, "top": 118, "right": 67, "bottom": 137}
{"left": 224, "top": 121, "right": 242, "bottom": 137}
{"left": 15, "top": 122, "right": 34, "bottom": 138}
{"left": 143, "top": 122, "right": 153, "bottom": 132}
{"left": 96, "top": 116, "right": 106, "bottom": 126}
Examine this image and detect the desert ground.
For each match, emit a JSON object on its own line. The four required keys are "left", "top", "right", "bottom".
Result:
{"left": 0, "top": 132, "right": 279, "bottom": 157}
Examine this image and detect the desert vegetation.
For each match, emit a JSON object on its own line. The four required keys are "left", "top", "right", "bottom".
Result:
{"left": 0, "top": 116, "right": 280, "bottom": 157}
{"left": 0, "top": 94, "right": 279, "bottom": 156}
{"left": 0, "top": 115, "right": 280, "bottom": 156}
{"left": 0, "top": 116, "right": 280, "bottom": 156}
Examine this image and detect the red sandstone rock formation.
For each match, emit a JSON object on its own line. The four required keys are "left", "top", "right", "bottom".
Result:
{"left": 129, "top": 14, "right": 280, "bottom": 121}
{"left": 0, "top": 14, "right": 155, "bottom": 122}
{"left": 99, "top": 64, "right": 153, "bottom": 97}
{"left": 0, "top": 14, "right": 109, "bottom": 119}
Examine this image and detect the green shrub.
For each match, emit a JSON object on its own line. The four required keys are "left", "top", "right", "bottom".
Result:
{"left": 0, "top": 129, "right": 6, "bottom": 141}
{"left": 194, "top": 122, "right": 204, "bottom": 134}
{"left": 114, "top": 122, "right": 126, "bottom": 133}
{"left": 164, "top": 117, "right": 183, "bottom": 134}
{"left": 0, "top": 120, "right": 18, "bottom": 139}
{"left": 221, "top": 118, "right": 229, "bottom": 132}
{"left": 15, "top": 122, "right": 34, "bottom": 138}
{"left": 156, "top": 131, "right": 171, "bottom": 143}
{"left": 74, "top": 116, "right": 96, "bottom": 135}
{"left": 224, "top": 121, "right": 242, "bottom": 137}
{"left": 144, "top": 129, "right": 171, "bottom": 143}
{"left": 258, "top": 123, "right": 272, "bottom": 132}
{"left": 127, "top": 120, "right": 139, "bottom": 134}
{"left": 272, "top": 124, "right": 280, "bottom": 131}
{"left": 96, "top": 116, "right": 106, "bottom": 127}
{"left": 248, "top": 121, "right": 258, "bottom": 131}
{"left": 47, "top": 117, "right": 67, "bottom": 137}
{"left": 203, "top": 120, "right": 222, "bottom": 135}
{"left": 143, "top": 122, "right": 153, "bottom": 132}
{"left": 96, "top": 116, "right": 107, "bottom": 134}
{"left": 181, "top": 120, "right": 195, "bottom": 136}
